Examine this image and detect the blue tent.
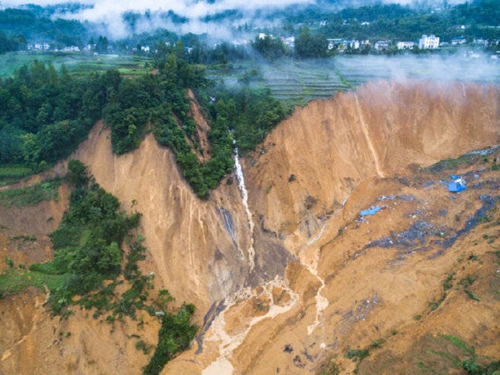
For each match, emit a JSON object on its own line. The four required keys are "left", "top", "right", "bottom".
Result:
{"left": 448, "top": 182, "right": 466, "bottom": 193}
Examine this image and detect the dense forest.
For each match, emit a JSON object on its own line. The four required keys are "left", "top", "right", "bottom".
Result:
{"left": 0, "top": 50, "right": 290, "bottom": 198}
{"left": 319, "top": 2, "right": 500, "bottom": 43}
{"left": 0, "top": 31, "right": 26, "bottom": 54}
{"left": 0, "top": 8, "right": 87, "bottom": 48}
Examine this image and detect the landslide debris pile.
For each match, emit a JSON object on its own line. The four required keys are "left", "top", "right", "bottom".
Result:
{"left": 1, "top": 80, "right": 500, "bottom": 375}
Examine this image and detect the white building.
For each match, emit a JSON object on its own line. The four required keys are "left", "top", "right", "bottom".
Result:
{"left": 348, "top": 40, "right": 360, "bottom": 49}
{"left": 283, "top": 36, "right": 295, "bottom": 49}
{"left": 28, "top": 42, "right": 50, "bottom": 51}
{"left": 397, "top": 41, "right": 415, "bottom": 49}
{"left": 419, "top": 34, "right": 440, "bottom": 49}
{"left": 374, "top": 40, "right": 391, "bottom": 51}
{"left": 62, "top": 46, "right": 80, "bottom": 52}
{"left": 327, "top": 38, "right": 342, "bottom": 50}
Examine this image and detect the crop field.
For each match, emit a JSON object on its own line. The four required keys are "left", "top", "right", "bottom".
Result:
{"left": 226, "top": 55, "right": 500, "bottom": 104}
{"left": 2, "top": 51, "right": 499, "bottom": 105}
{"left": 0, "top": 51, "right": 154, "bottom": 78}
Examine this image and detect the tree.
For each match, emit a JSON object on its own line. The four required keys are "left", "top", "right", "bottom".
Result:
{"left": 253, "top": 35, "right": 288, "bottom": 60}
{"left": 295, "top": 27, "right": 328, "bottom": 58}
{"left": 67, "top": 159, "right": 90, "bottom": 188}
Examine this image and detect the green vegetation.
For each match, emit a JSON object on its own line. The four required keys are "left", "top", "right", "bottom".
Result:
{"left": 295, "top": 27, "right": 329, "bottom": 59}
{"left": 0, "top": 50, "right": 291, "bottom": 199}
{"left": 253, "top": 35, "right": 289, "bottom": 60}
{"left": 345, "top": 339, "right": 389, "bottom": 371}
{"left": 0, "top": 165, "right": 33, "bottom": 186}
{"left": 459, "top": 274, "right": 480, "bottom": 302}
{"left": 302, "top": 1, "right": 500, "bottom": 44}
{"left": 426, "top": 154, "right": 476, "bottom": 174}
{"left": 316, "top": 357, "right": 341, "bottom": 375}
{"left": 0, "top": 53, "right": 154, "bottom": 79}
{"left": 0, "top": 179, "right": 60, "bottom": 207}
{"left": 143, "top": 303, "right": 198, "bottom": 375}
{"left": 346, "top": 349, "right": 370, "bottom": 361}
{"left": 417, "top": 335, "right": 500, "bottom": 375}
{"left": 0, "top": 60, "right": 117, "bottom": 171}
{"left": 0, "top": 31, "right": 26, "bottom": 55}
{"left": 0, "top": 267, "right": 70, "bottom": 297}
{"left": 424, "top": 273, "right": 457, "bottom": 311}
{"left": 0, "top": 8, "right": 87, "bottom": 49}
{"left": 0, "top": 160, "right": 198, "bottom": 373}
{"left": 443, "top": 273, "right": 455, "bottom": 291}
{"left": 46, "top": 160, "right": 143, "bottom": 314}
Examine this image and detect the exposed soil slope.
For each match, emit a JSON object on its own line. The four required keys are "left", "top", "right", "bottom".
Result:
{"left": 1, "top": 79, "right": 499, "bottom": 375}
{"left": 247, "top": 80, "right": 500, "bottom": 247}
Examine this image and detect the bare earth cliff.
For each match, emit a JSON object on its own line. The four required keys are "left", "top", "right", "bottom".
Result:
{"left": 1, "top": 80, "right": 500, "bottom": 375}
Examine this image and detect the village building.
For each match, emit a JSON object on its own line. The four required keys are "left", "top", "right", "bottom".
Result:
{"left": 374, "top": 40, "right": 391, "bottom": 51}
{"left": 27, "top": 42, "right": 50, "bottom": 51}
{"left": 451, "top": 36, "right": 467, "bottom": 45}
{"left": 419, "top": 34, "right": 440, "bottom": 49}
{"left": 397, "top": 41, "right": 415, "bottom": 49}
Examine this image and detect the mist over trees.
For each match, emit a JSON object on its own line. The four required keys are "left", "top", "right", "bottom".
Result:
{"left": 1, "top": 0, "right": 500, "bottom": 59}
{"left": 253, "top": 35, "right": 289, "bottom": 60}
{"left": 295, "top": 27, "right": 329, "bottom": 58}
{"left": 0, "top": 0, "right": 500, "bottom": 198}
{"left": 0, "top": 8, "right": 87, "bottom": 49}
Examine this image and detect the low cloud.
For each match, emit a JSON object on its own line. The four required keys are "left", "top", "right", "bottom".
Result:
{"left": 2, "top": 0, "right": 470, "bottom": 40}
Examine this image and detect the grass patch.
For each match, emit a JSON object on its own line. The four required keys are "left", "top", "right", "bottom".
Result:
{"left": 0, "top": 165, "right": 33, "bottom": 186}
{"left": 407, "top": 334, "right": 494, "bottom": 375}
{"left": 346, "top": 349, "right": 370, "bottom": 362}
{"left": 0, "top": 179, "right": 60, "bottom": 207}
{"left": 464, "top": 289, "right": 480, "bottom": 302}
{"left": 458, "top": 274, "right": 480, "bottom": 301}
{"left": 426, "top": 154, "right": 476, "bottom": 174}
{"left": 11, "top": 235, "right": 36, "bottom": 242}
{"left": 442, "top": 334, "right": 475, "bottom": 356}
{"left": 0, "top": 268, "right": 70, "bottom": 297}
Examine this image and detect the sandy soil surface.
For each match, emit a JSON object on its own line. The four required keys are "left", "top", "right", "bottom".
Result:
{"left": 1, "top": 79, "right": 499, "bottom": 375}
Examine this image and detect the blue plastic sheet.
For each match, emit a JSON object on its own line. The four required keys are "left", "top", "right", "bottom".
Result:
{"left": 448, "top": 182, "right": 466, "bottom": 193}
{"left": 360, "top": 206, "right": 383, "bottom": 216}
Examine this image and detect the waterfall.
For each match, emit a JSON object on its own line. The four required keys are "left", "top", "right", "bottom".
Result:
{"left": 233, "top": 148, "right": 256, "bottom": 271}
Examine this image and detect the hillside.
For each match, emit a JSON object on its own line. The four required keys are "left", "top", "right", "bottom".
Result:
{"left": 1, "top": 79, "right": 500, "bottom": 375}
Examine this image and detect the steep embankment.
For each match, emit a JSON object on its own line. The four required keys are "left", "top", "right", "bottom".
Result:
{"left": 247, "top": 81, "right": 500, "bottom": 249}
{"left": 1, "top": 79, "right": 500, "bottom": 375}
{"left": 62, "top": 122, "right": 264, "bottom": 313}
{"left": 168, "top": 80, "right": 500, "bottom": 374}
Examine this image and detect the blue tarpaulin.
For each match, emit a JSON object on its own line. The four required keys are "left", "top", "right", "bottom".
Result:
{"left": 360, "top": 206, "right": 383, "bottom": 216}
{"left": 448, "top": 182, "right": 466, "bottom": 193}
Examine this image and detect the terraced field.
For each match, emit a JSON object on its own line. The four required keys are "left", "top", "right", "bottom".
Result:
{"left": 3, "top": 51, "right": 498, "bottom": 105}
{"left": 0, "top": 51, "right": 154, "bottom": 78}
{"left": 251, "top": 55, "right": 500, "bottom": 104}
